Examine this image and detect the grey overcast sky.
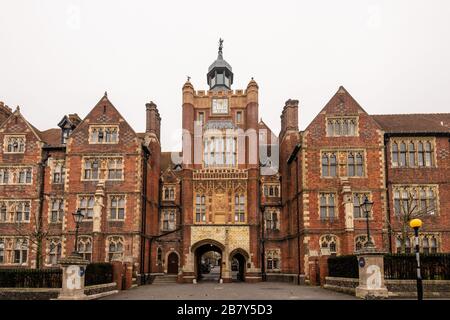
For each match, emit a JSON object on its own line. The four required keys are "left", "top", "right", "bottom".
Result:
{"left": 1, "top": 0, "right": 449, "bottom": 151}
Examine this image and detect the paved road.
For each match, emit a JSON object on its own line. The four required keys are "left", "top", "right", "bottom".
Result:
{"left": 102, "top": 282, "right": 356, "bottom": 300}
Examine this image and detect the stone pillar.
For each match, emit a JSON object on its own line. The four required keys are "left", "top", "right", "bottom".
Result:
{"left": 112, "top": 260, "right": 123, "bottom": 291}
{"left": 355, "top": 251, "right": 389, "bottom": 299}
{"left": 308, "top": 257, "right": 319, "bottom": 286}
{"left": 57, "top": 254, "right": 89, "bottom": 300}
{"left": 318, "top": 255, "right": 329, "bottom": 286}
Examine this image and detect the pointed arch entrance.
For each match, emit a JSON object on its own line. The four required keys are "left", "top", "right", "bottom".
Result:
{"left": 192, "top": 239, "right": 225, "bottom": 282}
{"left": 230, "top": 248, "right": 249, "bottom": 282}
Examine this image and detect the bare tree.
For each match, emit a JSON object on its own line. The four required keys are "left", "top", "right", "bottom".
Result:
{"left": 13, "top": 213, "right": 51, "bottom": 269}
{"left": 388, "top": 189, "right": 436, "bottom": 253}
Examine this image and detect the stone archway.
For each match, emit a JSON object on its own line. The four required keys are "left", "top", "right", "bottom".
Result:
{"left": 192, "top": 239, "right": 225, "bottom": 282}
{"left": 229, "top": 248, "right": 249, "bottom": 282}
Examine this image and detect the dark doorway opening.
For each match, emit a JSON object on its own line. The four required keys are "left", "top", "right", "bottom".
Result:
{"left": 195, "top": 244, "right": 222, "bottom": 282}
{"left": 231, "top": 252, "right": 246, "bottom": 282}
{"left": 167, "top": 252, "right": 179, "bottom": 274}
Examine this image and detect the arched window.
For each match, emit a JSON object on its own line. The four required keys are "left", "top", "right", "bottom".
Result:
{"left": 418, "top": 142, "right": 424, "bottom": 166}
{"left": 78, "top": 236, "right": 92, "bottom": 261}
{"left": 356, "top": 153, "right": 364, "bottom": 176}
{"left": 107, "top": 236, "right": 124, "bottom": 262}
{"left": 195, "top": 195, "right": 206, "bottom": 223}
{"left": 13, "top": 239, "right": 28, "bottom": 264}
{"left": 0, "top": 238, "right": 4, "bottom": 264}
{"left": 266, "top": 249, "right": 281, "bottom": 271}
{"left": 422, "top": 237, "right": 429, "bottom": 254}
{"left": 399, "top": 142, "right": 407, "bottom": 167}
{"left": 235, "top": 195, "right": 245, "bottom": 222}
{"left": 157, "top": 248, "right": 163, "bottom": 265}
{"left": 355, "top": 235, "right": 375, "bottom": 252}
{"left": 425, "top": 142, "right": 433, "bottom": 166}
{"left": 409, "top": 142, "right": 416, "bottom": 166}
{"left": 322, "top": 154, "right": 329, "bottom": 176}
{"left": 0, "top": 202, "right": 7, "bottom": 222}
{"left": 330, "top": 154, "right": 337, "bottom": 177}
{"left": 348, "top": 153, "right": 355, "bottom": 176}
{"left": 392, "top": 142, "right": 399, "bottom": 166}
{"left": 48, "top": 238, "right": 62, "bottom": 265}
{"left": 319, "top": 193, "right": 335, "bottom": 221}
{"left": 320, "top": 235, "right": 338, "bottom": 256}
{"left": 327, "top": 120, "right": 334, "bottom": 136}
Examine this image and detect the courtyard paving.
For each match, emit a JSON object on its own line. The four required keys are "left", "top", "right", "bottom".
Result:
{"left": 102, "top": 282, "right": 357, "bottom": 300}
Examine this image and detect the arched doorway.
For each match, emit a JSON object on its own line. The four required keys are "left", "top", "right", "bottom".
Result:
{"left": 167, "top": 252, "right": 179, "bottom": 274}
{"left": 230, "top": 249, "right": 249, "bottom": 282}
{"left": 192, "top": 240, "right": 224, "bottom": 282}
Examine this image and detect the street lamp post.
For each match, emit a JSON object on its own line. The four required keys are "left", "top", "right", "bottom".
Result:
{"left": 72, "top": 209, "right": 84, "bottom": 255}
{"left": 360, "top": 196, "right": 374, "bottom": 248}
{"left": 410, "top": 218, "right": 423, "bottom": 301}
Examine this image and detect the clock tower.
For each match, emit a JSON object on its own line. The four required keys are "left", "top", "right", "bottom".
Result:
{"left": 178, "top": 39, "right": 262, "bottom": 283}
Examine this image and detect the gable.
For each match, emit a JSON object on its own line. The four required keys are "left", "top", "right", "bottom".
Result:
{"left": 68, "top": 94, "right": 140, "bottom": 152}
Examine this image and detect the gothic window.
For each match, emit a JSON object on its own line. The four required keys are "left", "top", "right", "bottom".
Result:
{"left": 355, "top": 235, "right": 375, "bottom": 252}
{"left": 319, "top": 193, "right": 335, "bottom": 221}
{"left": 346, "top": 150, "right": 365, "bottom": 177}
{"left": 107, "top": 236, "right": 124, "bottom": 262}
{"left": 84, "top": 159, "right": 99, "bottom": 180}
{"left": 109, "top": 195, "right": 125, "bottom": 220}
{"left": 50, "top": 199, "right": 64, "bottom": 223}
{"left": 47, "top": 238, "right": 62, "bottom": 266}
{"left": 203, "top": 135, "right": 237, "bottom": 167}
{"left": 78, "top": 237, "right": 92, "bottom": 261}
{"left": 425, "top": 142, "right": 433, "bottom": 166}
{"left": 15, "top": 202, "right": 30, "bottom": 223}
{"left": 5, "top": 136, "right": 25, "bottom": 153}
{"left": 353, "top": 193, "right": 372, "bottom": 218}
{"left": 195, "top": 195, "right": 206, "bottom": 223}
{"left": 89, "top": 126, "right": 119, "bottom": 144}
{"left": 0, "top": 239, "right": 4, "bottom": 263}
{"left": 107, "top": 158, "right": 123, "bottom": 180}
{"left": 393, "top": 186, "right": 437, "bottom": 216}
{"left": 418, "top": 142, "right": 424, "bottom": 166}
{"left": 163, "top": 186, "right": 175, "bottom": 200}
{"left": 326, "top": 118, "right": 358, "bottom": 136}
{"left": 236, "top": 111, "right": 242, "bottom": 124}
{"left": 198, "top": 112, "right": 204, "bottom": 124}
{"left": 234, "top": 194, "right": 245, "bottom": 222}
{"left": 157, "top": 247, "right": 163, "bottom": 265}
{"left": 322, "top": 153, "right": 337, "bottom": 177}
{"left": 78, "top": 196, "right": 95, "bottom": 219}
{"left": 265, "top": 210, "right": 280, "bottom": 231}
{"left": 409, "top": 142, "right": 416, "bottom": 166}
{"left": 392, "top": 142, "right": 399, "bottom": 165}
{"left": 13, "top": 239, "right": 28, "bottom": 264}
{"left": 52, "top": 161, "right": 65, "bottom": 184}
{"left": 391, "top": 139, "right": 435, "bottom": 168}
{"left": 0, "top": 202, "right": 7, "bottom": 222}
{"left": 320, "top": 235, "right": 338, "bottom": 256}
{"left": 162, "top": 209, "right": 176, "bottom": 231}
{"left": 266, "top": 249, "right": 281, "bottom": 271}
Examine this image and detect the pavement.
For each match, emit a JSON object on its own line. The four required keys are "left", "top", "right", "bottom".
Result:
{"left": 102, "top": 281, "right": 357, "bottom": 300}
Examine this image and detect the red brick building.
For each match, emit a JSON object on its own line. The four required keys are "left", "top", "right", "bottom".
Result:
{"left": 0, "top": 95, "right": 161, "bottom": 276}
{"left": 1, "top": 43, "right": 449, "bottom": 286}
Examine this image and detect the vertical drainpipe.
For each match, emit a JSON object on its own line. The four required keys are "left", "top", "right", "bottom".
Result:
{"left": 259, "top": 178, "right": 266, "bottom": 281}
{"left": 36, "top": 148, "right": 49, "bottom": 269}
{"left": 384, "top": 135, "right": 393, "bottom": 253}
{"left": 295, "top": 156, "right": 301, "bottom": 284}
{"left": 140, "top": 150, "right": 149, "bottom": 284}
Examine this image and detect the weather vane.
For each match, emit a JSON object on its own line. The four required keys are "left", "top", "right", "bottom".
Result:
{"left": 219, "top": 38, "right": 224, "bottom": 54}
{"left": 187, "top": 75, "right": 191, "bottom": 82}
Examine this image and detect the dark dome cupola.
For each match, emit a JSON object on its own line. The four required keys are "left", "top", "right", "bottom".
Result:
{"left": 207, "top": 38, "right": 234, "bottom": 91}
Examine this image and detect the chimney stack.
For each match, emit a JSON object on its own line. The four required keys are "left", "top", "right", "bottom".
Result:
{"left": 280, "top": 99, "right": 299, "bottom": 138}
{"left": 146, "top": 101, "right": 161, "bottom": 140}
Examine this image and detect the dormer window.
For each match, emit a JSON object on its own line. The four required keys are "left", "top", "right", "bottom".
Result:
{"left": 4, "top": 136, "right": 25, "bottom": 153}
{"left": 62, "top": 129, "right": 71, "bottom": 144}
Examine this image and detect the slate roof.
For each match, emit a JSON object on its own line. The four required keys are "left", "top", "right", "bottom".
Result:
{"left": 372, "top": 114, "right": 450, "bottom": 134}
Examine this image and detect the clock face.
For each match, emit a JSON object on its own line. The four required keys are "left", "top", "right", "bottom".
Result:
{"left": 212, "top": 99, "right": 229, "bottom": 114}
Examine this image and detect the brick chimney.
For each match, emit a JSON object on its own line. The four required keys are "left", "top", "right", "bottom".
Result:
{"left": 280, "top": 99, "right": 299, "bottom": 138}
{"left": 146, "top": 101, "right": 161, "bottom": 140}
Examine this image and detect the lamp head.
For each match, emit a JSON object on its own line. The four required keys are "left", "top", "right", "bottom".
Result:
{"left": 360, "top": 195, "right": 374, "bottom": 213}
{"left": 72, "top": 209, "right": 84, "bottom": 224}
{"left": 410, "top": 218, "right": 423, "bottom": 229}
